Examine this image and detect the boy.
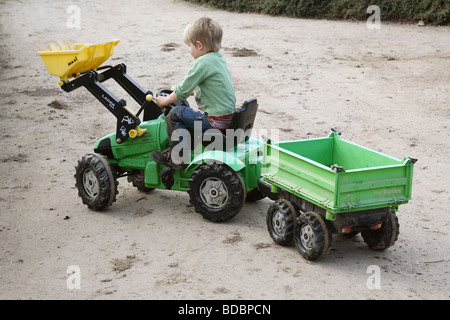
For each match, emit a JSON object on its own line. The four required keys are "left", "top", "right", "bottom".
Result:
{"left": 150, "top": 17, "right": 236, "bottom": 170}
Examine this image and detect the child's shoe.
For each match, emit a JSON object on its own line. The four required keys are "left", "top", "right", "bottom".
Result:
{"left": 150, "top": 148, "right": 171, "bottom": 166}
{"left": 150, "top": 148, "right": 186, "bottom": 171}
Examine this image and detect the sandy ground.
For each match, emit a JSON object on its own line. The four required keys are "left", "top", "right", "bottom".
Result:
{"left": 0, "top": 0, "right": 449, "bottom": 300}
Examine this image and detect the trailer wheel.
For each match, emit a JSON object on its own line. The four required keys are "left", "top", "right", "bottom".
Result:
{"left": 75, "top": 153, "right": 118, "bottom": 211}
{"left": 294, "top": 211, "right": 332, "bottom": 261}
{"left": 127, "top": 169, "right": 154, "bottom": 193}
{"left": 266, "top": 199, "right": 297, "bottom": 246}
{"left": 361, "top": 210, "right": 399, "bottom": 250}
{"left": 187, "top": 164, "right": 245, "bottom": 222}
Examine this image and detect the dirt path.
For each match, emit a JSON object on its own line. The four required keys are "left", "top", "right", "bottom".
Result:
{"left": 0, "top": 0, "right": 449, "bottom": 299}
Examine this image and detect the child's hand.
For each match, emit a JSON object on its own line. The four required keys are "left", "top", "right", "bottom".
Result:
{"left": 156, "top": 91, "right": 178, "bottom": 108}
{"left": 155, "top": 96, "right": 169, "bottom": 108}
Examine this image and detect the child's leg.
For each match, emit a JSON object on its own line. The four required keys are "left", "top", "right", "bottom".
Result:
{"left": 168, "top": 106, "right": 212, "bottom": 134}
{"left": 167, "top": 106, "right": 212, "bottom": 148}
{"left": 151, "top": 106, "right": 212, "bottom": 170}
{"left": 169, "top": 107, "right": 213, "bottom": 167}
{"left": 166, "top": 106, "right": 187, "bottom": 149}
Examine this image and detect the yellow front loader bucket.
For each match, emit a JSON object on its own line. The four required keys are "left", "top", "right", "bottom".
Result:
{"left": 38, "top": 39, "right": 119, "bottom": 82}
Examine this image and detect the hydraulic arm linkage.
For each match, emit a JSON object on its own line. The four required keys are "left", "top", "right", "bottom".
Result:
{"left": 60, "top": 63, "right": 162, "bottom": 143}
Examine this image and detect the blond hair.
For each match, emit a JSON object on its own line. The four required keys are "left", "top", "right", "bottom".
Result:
{"left": 183, "top": 17, "right": 223, "bottom": 52}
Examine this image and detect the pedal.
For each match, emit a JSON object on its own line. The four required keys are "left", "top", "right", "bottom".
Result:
{"left": 159, "top": 166, "right": 175, "bottom": 190}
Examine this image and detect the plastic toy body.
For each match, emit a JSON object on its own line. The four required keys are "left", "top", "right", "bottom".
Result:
{"left": 261, "top": 131, "right": 416, "bottom": 260}
{"left": 262, "top": 131, "right": 415, "bottom": 214}
{"left": 94, "top": 112, "right": 263, "bottom": 193}
{"left": 38, "top": 40, "right": 119, "bottom": 81}
{"left": 87, "top": 109, "right": 264, "bottom": 222}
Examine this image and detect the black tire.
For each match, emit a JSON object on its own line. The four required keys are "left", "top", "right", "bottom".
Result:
{"left": 361, "top": 210, "right": 399, "bottom": 250}
{"left": 246, "top": 188, "right": 266, "bottom": 202}
{"left": 294, "top": 211, "right": 332, "bottom": 261}
{"left": 127, "top": 169, "right": 154, "bottom": 193}
{"left": 266, "top": 199, "right": 297, "bottom": 246}
{"left": 187, "top": 164, "right": 245, "bottom": 222}
{"left": 75, "top": 153, "right": 118, "bottom": 211}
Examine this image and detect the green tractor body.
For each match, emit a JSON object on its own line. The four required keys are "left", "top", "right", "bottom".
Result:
{"left": 93, "top": 113, "right": 263, "bottom": 193}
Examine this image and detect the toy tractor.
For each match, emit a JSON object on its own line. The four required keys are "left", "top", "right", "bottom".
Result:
{"left": 39, "top": 40, "right": 265, "bottom": 222}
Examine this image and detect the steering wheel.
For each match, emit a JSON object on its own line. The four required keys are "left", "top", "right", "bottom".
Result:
{"left": 156, "top": 88, "right": 190, "bottom": 116}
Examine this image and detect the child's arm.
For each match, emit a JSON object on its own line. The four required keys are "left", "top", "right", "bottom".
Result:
{"left": 174, "top": 60, "right": 206, "bottom": 102}
{"left": 157, "top": 58, "right": 204, "bottom": 107}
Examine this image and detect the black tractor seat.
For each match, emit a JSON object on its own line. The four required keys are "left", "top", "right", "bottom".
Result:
{"left": 201, "top": 98, "right": 258, "bottom": 150}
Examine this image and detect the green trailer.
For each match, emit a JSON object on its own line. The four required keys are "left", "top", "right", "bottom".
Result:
{"left": 260, "top": 130, "right": 416, "bottom": 261}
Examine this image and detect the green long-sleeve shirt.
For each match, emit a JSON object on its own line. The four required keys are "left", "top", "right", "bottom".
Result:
{"left": 174, "top": 51, "right": 236, "bottom": 117}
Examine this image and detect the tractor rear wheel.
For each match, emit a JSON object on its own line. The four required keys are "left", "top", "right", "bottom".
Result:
{"left": 188, "top": 164, "right": 245, "bottom": 222}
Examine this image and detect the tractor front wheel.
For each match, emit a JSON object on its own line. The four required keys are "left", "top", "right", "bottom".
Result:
{"left": 75, "top": 153, "right": 118, "bottom": 211}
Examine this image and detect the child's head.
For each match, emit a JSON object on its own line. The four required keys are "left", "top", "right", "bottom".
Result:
{"left": 183, "top": 17, "right": 223, "bottom": 53}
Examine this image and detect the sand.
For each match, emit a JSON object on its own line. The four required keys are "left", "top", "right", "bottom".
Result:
{"left": 0, "top": 0, "right": 449, "bottom": 300}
